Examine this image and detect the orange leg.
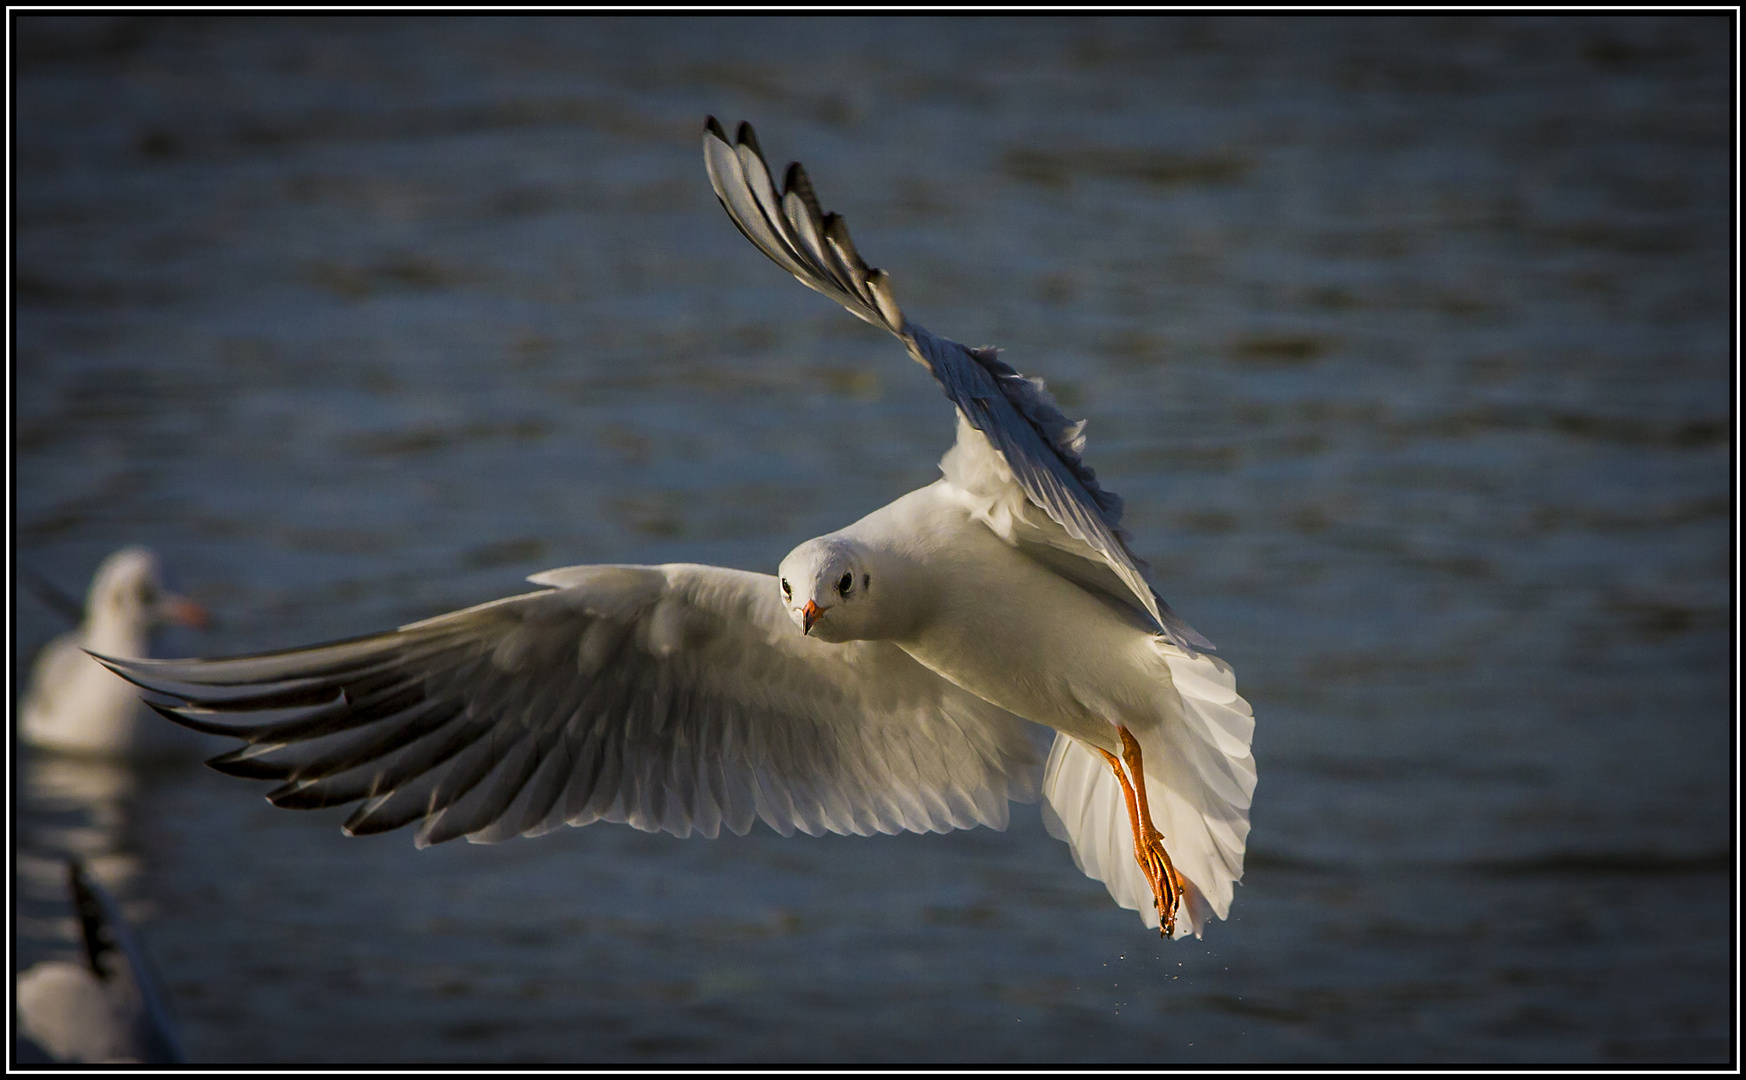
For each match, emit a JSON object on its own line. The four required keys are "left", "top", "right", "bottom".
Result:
{"left": 1095, "top": 728, "right": 1187, "bottom": 938}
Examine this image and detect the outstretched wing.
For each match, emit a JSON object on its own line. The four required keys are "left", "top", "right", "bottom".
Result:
{"left": 703, "top": 117, "right": 1211, "bottom": 651}
{"left": 95, "top": 564, "right": 1042, "bottom": 847}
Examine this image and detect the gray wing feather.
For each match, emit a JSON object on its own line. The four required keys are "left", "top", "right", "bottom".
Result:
{"left": 94, "top": 565, "right": 1040, "bottom": 848}
{"left": 703, "top": 118, "right": 1211, "bottom": 651}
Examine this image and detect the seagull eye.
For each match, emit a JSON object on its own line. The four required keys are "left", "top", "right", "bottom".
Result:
{"left": 838, "top": 572, "right": 853, "bottom": 596}
{"left": 781, "top": 579, "right": 791, "bottom": 600}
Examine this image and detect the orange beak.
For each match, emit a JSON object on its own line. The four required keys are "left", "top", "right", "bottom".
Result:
{"left": 161, "top": 594, "right": 210, "bottom": 630}
{"left": 801, "top": 599, "right": 825, "bottom": 635}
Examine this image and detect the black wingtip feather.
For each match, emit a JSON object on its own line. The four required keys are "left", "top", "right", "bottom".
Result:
{"left": 784, "top": 161, "right": 829, "bottom": 232}
{"left": 145, "top": 697, "right": 294, "bottom": 740}
{"left": 207, "top": 749, "right": 296, "bottom": 781}
{"left": 87, "top": 650, "right": 148, "bottom": 687}
{"left": 705, "top": 115, "right": 726, "bottom": 139}
{"left": 342, "top": 806, "right": 415, "bottom": 838}
{"left": 267, "top": 779, "right": 362, "bottom": 811}
{"left": 144, "top": 698, "right": 222, "bottom": 735}
{"left": 734, "top": 120, "right": 762, "bottom": 160}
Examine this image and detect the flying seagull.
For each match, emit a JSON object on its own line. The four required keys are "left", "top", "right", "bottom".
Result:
{"left": 96, "top": 119, "right": 1255, "bottom": 938}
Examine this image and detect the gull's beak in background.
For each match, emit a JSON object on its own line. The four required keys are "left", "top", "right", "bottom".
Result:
{"left": 159, "top": 594, "right": 210, "bottom": 630}
{"left": 801, "top": 600, "right": 825, "bottom": 635}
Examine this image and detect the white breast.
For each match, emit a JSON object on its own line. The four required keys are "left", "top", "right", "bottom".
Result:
{"left": 867, "top": 483, "right": 1172, "bottom": 753}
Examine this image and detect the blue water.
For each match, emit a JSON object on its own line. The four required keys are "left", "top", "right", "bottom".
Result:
{"left": 12, "top": 15, "right": 1732, "bottom": 1063}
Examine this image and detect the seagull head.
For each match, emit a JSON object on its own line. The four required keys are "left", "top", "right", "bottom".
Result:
{"left": 777, "top": 537, "right": 873, "bottom": 643}
{"left": 87, "top": 547, "right": 208, "bottom": 635}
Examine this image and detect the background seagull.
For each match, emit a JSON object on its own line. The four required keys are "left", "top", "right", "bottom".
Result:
{"left": 20, "top": 547, "right": 208, "bottom": 756}
{"left": 96, "top": 119, "right": 1254, "bottom": 938}
{"left": 14, "top": 860, "right": 185, "bottom": 1064}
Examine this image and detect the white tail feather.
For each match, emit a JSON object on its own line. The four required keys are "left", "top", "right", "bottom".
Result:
{"left": 1041, "top": 644, "right": 1255, "bottom": 938}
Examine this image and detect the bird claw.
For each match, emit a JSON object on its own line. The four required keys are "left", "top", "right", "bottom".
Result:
{"left": 1096, "top": 732, "right": 1188, "bottom": 939}
{"left": 1137, "top": 829, "right": 1185, "bottom": 937}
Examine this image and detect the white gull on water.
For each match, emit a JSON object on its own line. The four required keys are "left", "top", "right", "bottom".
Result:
{"left": 98, "top": 119, "right": 1256, "bottom": 938}
{"left": 21, "top": 547, "right": 208, "bottom": 757}
{"left": 14, "top": 860, "right": 184, "bottom": 1064}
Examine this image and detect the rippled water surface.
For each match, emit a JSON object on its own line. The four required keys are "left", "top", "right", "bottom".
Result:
{"left": 12, "top": 15, "right": 1732, "bottom": 1064}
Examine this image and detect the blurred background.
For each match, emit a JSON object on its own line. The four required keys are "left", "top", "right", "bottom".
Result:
{"left": 11, "top": 14, "right": 1731, "bottom": 1064}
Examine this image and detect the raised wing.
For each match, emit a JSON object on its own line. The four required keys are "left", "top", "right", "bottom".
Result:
{"left": 704, "top": 118, "right": 1211, "bottom": 651}
{"left": 94, "top": 564, "right": 1042, "bottom": 847}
